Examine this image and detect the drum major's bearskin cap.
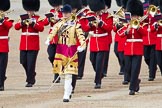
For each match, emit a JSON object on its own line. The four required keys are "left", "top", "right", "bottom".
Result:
{"left": 48, "top": 0, "right": 62, "bottom": 7}
{"left": 116, "top": 0, "right": 122, "bottom": 7}
{"left": 22, "top": 0, "right": 40, "bottom": 11}
{"left": 121, "top": 0, "right": 128, "bottom": 9}
{"left": 160, "top": 0, "right": 162, "bottom": 13}
{"left": 82, "top": 0, "right": 87, "bottom": 6}
{"left": 126, "top": 0, "right": 143, "bottom": 16}
{"left": 0, "top": 0, "right": 10, "bottom": 11}
{"left": 62, "top": 0, "right": 82, "bottom": 10}
{"left": 87, "top": 0, "right": 105, "bottom": 12}
{"left": 149, "top": 0, "right": 159, "bottom": 6}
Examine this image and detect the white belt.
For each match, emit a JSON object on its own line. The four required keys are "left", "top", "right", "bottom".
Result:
{"left": 0, "top": 36, "right": 9, "bottom": 39}
{"left": 157, "top": 34, "right": 162, "bottom": 37}
{"left": 92, "top": 33, "right": 108, "bottom": 37}
{"left": 126, "top": 39, "right": 143, "bottom": 42}
{"left": 22, "top": 32, "right": 39, "bottom": 36}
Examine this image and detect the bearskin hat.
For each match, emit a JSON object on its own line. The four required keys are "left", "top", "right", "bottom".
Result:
{"left": 22, "top": 0, "right": 40, "bottom": 11}
{"left": 149, "top": 0, "right": 159, "bottom": 6}
{"left": 87, "top": 0, "right": 105, "bottom": 12}
{"left": 116, "top": 0, "right": 122, "bottom": 7}
{"left": 48, "top": 0, "right": 62, "bottom": 7}
{"left": 121, "top": 0, "right": 128, "bottom": 9}
{"left": 126, "top": 0, "right": 143, "bottom": 16}
{"left": 159, "top": 0, "right": 162, "bottom": 13}
{"left": 82, "top": 0, "right": 87, "bottom": 6}
{"left": 104, "top": 0, "right": 112, "bottom": 8}
{"left": 0, "top": 0, "right": 10, "bottom": 11}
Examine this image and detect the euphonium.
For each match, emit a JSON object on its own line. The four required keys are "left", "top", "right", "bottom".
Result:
{"left": 130, "top": 19, "right": 140, "bottom": 29}
{"left": 148, "top": 5, "right": 158, "bottom": 16}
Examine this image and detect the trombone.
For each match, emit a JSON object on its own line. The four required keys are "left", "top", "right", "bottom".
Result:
{"left": 148, "top": 5, "right": 158, "bottom": 17}
{"left": 157, "top": 20, "right": 162, "bottom": 26}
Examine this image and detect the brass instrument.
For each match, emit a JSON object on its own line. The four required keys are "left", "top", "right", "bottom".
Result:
{"left": 23, "top": 19, "right": 31, "bottom": 26}
{"left": 0, "top": 9, "right": 14, "bottom": 15}
{"left": 111, "top": 7, "right": 125, "bottom": 25}
{"left": 158, "top": 20, "right": 162, "bottom": 26}
{"left": 148, "top": 5, "right": 158, "bottom": 16}
{"left": 109, "top": 7, "right": 125, "bottom": 18}
{"left": 130, "top": 19, "right": 140, "bottom": 29}
{"left": 0, "top": 9, "right": 14, "bottom": 21}
{"left": 91, "top": 20, "right": 98, "bottom": 27}
{"left": 50, "top": 17, "right": 57, "bottom": 23}
{"left": 71, "top": 13, "right": 77, "bottom": 20}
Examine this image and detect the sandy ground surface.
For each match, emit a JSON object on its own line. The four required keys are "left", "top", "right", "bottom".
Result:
{"left": 1, "top": 0, "right": 162, "bottom": 108}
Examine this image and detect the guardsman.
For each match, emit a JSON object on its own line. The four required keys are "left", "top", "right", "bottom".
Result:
{"left": 154, "top": 0, "right": 162, "bottom": 74}
{"left": 77, "top": 0, "right": 89, "bottom": 80}
{"left": 118, "top": 0, "right": 129, "bottom": 83}
{"left": 102, "top": 0, "right": 112, "bottom": 77}
{"left": 0, "top": 0, "right": 13, "bottom": 91}
{"left": 46, "top": 4, "right": 86, "bottom": 102}
{"left": 118, "top": 0, "right": 146, "bottom": 95}
{"left": 113, "top": 0, "right": 123, "bottom": 75}
{"left": 80, "top": 0, "right": 113, "bottom": 89}
{"left": 43, "top": 0, "right": 63, "bottom": 83}
{"left": 14, "top": 0, "right": 44, "bottom": 87}
{"left": 142, "top": 0, "right": 159, "bottom": 81}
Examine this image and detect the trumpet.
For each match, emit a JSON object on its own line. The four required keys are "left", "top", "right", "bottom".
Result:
{"left": 148, "top": 5, "right": 158, "bottom": 16}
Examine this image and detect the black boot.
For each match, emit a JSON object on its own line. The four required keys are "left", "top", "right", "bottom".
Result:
{"left": 0, "top": 86, "right": 4, "bottom": 91}
{"left": 135, "top": 79, "right": 141, "bottom": 92}
{"left": 129, "top": 90, "right": 135, "bottom": 95}
{"left": 63, "top": 99, "right": 69, "bottom": 102}
{"left": 25, "top": 83, "right": 33, "bottom": 87}
{"left": 94, "top": 84, "right": 101, "bottom": 89}
{"left": 122, "top": 81, "right": 129, "bottom": 85}
{"left": 148, "top": 77, "right": 154, "bottom": 81}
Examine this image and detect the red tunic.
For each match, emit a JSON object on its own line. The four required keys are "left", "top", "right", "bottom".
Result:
{"left": 15, "top": 15, "right": 44, "bottom": 51}
{"left": 113, "top": 25, "right": 120, "bottom": 42}
{"left": 0, "top": 17, "right": 13, "bottom": 52}
{"left": 118, "top": 25, "right": 146, "bottom": 55}
{"left": 80, "top": 11, "right": 113, "bottom": 52}
{"left": 43, "top": 9, "right": 63, "bottom": 44}
{"left": 156, "top": 25, "right": 162, "bottom": 51}
{"left": 142, "top": 10, "right": 157, "bottom": 45}
{"left": 76, "top": 7, "right": 90, "bottom": 46}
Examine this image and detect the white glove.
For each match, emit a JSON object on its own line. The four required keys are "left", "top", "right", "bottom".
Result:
{"left": 77, "top": 46, "right": 85, "bottom": 52}
{"left": 96, "top": 18, "right": 101, "bottom": 23}
{"left": 31, "top": 18, "right": 36, "bottom": 23}
{"left": 45, "top": 37, "right": 50, "bottom": 45}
